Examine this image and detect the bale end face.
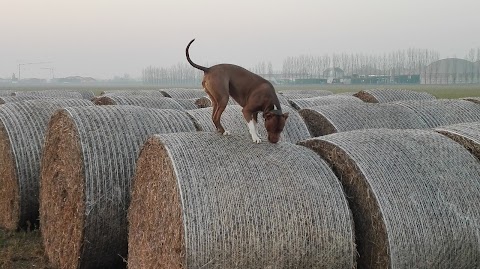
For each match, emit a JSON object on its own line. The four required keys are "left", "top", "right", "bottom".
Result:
{"left": 353, "top": 91, "right": 378, "bottom": 103}
{"left": 0, "top": 123, "right": 20, "bottom": 230}
{"left": 92, "top": 96, "right": 116, "bottom": 105}
{"left": 299, "top": 139, "right": 390, "bottom": 269}
{"left": 39, "top": 110, "right": 85, "bottom": 269}
{"left": 299, "top": 108, "right": 338, "bottom": 136}
{"left": 128, "top": 136, "right": 185, "bottom": 269}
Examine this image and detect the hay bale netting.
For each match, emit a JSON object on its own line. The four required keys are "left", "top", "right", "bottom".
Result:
{"left": 160, "top": 88, "right": 207, "bottom": 99}
{"left": 0, "top": 95, "right": 50, "bottom": 104}
{"left": 93, "top": 95, "right": 185, "bottom": 110}
{"left": 353, "top": 89, "right": 436, "bottom": 103}
{"left": 279, "top": 89, "right": 333, "bottom": 100}
{"left": 99, "top": 89, "right": 165, "bottom": 97}
{"left": 462, "top": 97, "right": 480, "bottom": 104}
{"left": 289, "top": 95, "right": 364, "bottom": 110}
{"left": 173, "top": 98, "right": 204, "bottom": 110}
{"left": 12, "top": 90, "right": 85, "bottom": 99}
{"left": 0, "top": 99, "right": 93, "bottom": 230}
{"left": 299, "top": 128, "right": 480, "bottom": 269}
{"left": 128, "top": 132, "right": 355, "bottom": 269}
{"left": 299, "top": 103, "right": 428, "bottom": 136}
{"left": 39, "top": 106, "right": 197, "bottom": 269}
{"left": 435, "top": 121, "right": 480, "bottom": 159}
{"left": 186, "top": 105, "right": 311, "bottom": 143}
{"left": 392, "top": 99, "right": 480, "bottom": 128}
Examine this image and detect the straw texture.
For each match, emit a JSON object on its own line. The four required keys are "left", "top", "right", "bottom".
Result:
{"left": 279, "top": 89, "right": 333, "bottom": 100}
{"left": 299, "top": 128, "right": 480, "bottom": 269}
{"left": 93, "top": 95, "right": 185, "bottom": 110}
{"left": 160, "top": 88, "right": 207, "bottom": 99}
{"left": 186, "top": 105, "right": 311, "bottom": 143}
{"left": 435, "top": 121, "right": 480, "bottom": 160}
{"left": 0, "top": 99, "right": 93, "bottom": 230}
{"left": 392, "top": 99, "right": 480, "bottom": 127}
{"left": 128, "top": 132, "right": 355, "bottom": 269}
{"left": 12, "top": 90, "right": 85, "bottom": 99}
{"left": 39, "top": 105, "right": 197, "bottom": 269}
{"left": 354, "top": 89, "right": 436, "bottom": 103}
{"left": 289, "top": 95, "right": 364, "bottom": 110}
{"left": 299, "top": 103, "right": 428, "bottom": 136}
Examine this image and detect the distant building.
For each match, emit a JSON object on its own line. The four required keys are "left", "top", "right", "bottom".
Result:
{"left": 421, "top": 58, "right": 479, "bottom": 84}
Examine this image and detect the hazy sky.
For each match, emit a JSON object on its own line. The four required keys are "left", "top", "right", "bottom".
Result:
{"left": 1, "top": 0, "right": 479, "bottom": 79}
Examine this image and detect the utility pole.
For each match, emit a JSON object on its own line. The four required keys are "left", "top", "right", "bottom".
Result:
{"left": 18, "top": 62, "right": 53, "bottom": 81}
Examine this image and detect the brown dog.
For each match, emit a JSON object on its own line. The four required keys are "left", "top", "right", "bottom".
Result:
{"left": 186, "top": 39, "right": 288, "bottom": 143}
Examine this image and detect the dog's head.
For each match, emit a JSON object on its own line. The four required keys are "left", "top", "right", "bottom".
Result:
{"left": 264, "top": 110, "right": 289, "bottom": 143}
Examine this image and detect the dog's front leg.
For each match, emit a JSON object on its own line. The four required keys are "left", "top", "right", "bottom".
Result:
{"left": 243, "top": 110, "right": 261, "bottom": 143}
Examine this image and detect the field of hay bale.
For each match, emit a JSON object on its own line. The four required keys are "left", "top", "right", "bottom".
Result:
{"left": 0, "top": 85, "right": 480, "bottom": 269}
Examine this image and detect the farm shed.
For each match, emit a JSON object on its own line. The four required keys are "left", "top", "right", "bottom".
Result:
{"left": 128, "top": 132, "right": 355, "bottom": 269}
{"left": 93, "top": 95, "right": 185, "bottom": 110}
{"left": 39, "top": 106, "right": 197, "bottom": 269}
{"left": 0, "top": 99, "right": 93, "bottom": 230}
{"left": 353, "top": 89, "right": 436, "bottom": 103}
{"left": 299, "top": 128, "right": 480, "bottom": 269}
{"left": 299, "top": 103, "right": 427, "bottom": 136}
{"left": 289, "top": 95, "right": 363, "bottom": 110}
{"left": 186, "top": 105, "right": 311, "bottom": 143}
{"left": 392, "top": 99, "right": 480, "bottom": 127}
{"left": 435, "top": 121, "right": 480, "bottom": 160}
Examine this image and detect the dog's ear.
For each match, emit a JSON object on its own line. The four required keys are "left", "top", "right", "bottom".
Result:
{"left": 282, "top": 112, "right": 289, "bottom": 120}
{"left": 264, "top": 111, "right": 274, "bottom": 120}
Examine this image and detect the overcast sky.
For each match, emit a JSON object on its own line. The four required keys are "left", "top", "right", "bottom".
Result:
{"left": 1, "top": 0, "right": 479, "bottom": 79}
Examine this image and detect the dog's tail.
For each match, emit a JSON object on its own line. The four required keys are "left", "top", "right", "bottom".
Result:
{"left": 186, "top": 39, "right": 209, "bottom": 72}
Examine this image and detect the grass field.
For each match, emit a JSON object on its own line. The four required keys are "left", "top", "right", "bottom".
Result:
{"left": 0, "top": 83, "right": 478, "bottom": 268}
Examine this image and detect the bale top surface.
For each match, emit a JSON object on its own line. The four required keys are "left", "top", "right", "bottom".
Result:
{"left": 160, "top": 88, "right": 207, "bottom": 99}
{"left": 128, "top": 132, "right": 355, "bottom": 269}
{"left": 278, "top": 89, "right": 333, "bottom": 100}
{"left": 299, "top": 103, "right": 428, "bottom": 136}
{"left": 289, "top": 95, "right": 364, "bottom": 110}
{"left": 186, "top": 105, "right": 311, "bottom": 143}
{"left": 93, "top": 95, "right": 185, "bottom": 110}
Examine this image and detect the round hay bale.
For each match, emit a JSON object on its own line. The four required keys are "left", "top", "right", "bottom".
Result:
{"left": 435, "top": 121, "right": 480, "bottom": 160}
{"left": 93, "top": 95, "right": 185, "bottom": 110}
{"left": 289, "top": 95, "right": 364, "bottom": 110}
{"left": 39, "top": 106, "right": 197, "bottom": 269}
{"left": 160, "top": 88, "right": 207, "bottom": 99}
{"left": 279, "top": 89, "right": 333, "bottom": 100}
{"left": 100, "top": 90, "right": 165, "bottom": 97}
{"left": 128, "top": 132, "right": 355, "bottom": 269}
{"left": 353, "top": 89, "right": 436, "bottom": 103}
{"left": 0, "top": 95, "right": 51, "bottom": 104}
{"left": 392, "top": 99, "right": 480, "bottom": 127}
{"left": 12, "top": 90, "right": 84, "bottom": 99}
{"left": 0, "top": 99, "right": 93, "bottom": 230}
{"left": 299, "top": 128, "right": 480, "bottom": 269}
{"left": 299, "top": 103, "right": 428, "bottom": 136}
{"left": 186, "top": 105, "right": 311, "bottom": 143}
{"left": 173, "top": 98, "right": 204, "bottom": 110}
{"left": 0, "top": 90, "right": 14, "bottom": 96}
{"left": 462, "top": 97, "right": 480, "bottom": 104}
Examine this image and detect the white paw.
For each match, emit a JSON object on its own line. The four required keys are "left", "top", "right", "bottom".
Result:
{"left": 252, "top": 136, "right": 262, "bottom": 143}
{"left": 223, "top": 130, "right": 231, "bottom": 136}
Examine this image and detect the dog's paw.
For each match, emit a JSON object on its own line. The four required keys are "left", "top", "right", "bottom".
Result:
{"left": 223, "top": 130, "right": 231, "bottom": 136}
{"left": 252, "top": 136, "right": 262, "bottom": 143}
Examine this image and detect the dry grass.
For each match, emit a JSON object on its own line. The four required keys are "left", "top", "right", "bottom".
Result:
{"left": 0, "top": 229, "right": 52, "bottom": 269}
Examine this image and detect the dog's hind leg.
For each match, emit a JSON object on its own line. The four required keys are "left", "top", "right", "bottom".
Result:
{"left": 213, "top": 96, "right": 230, "bottom": 135}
